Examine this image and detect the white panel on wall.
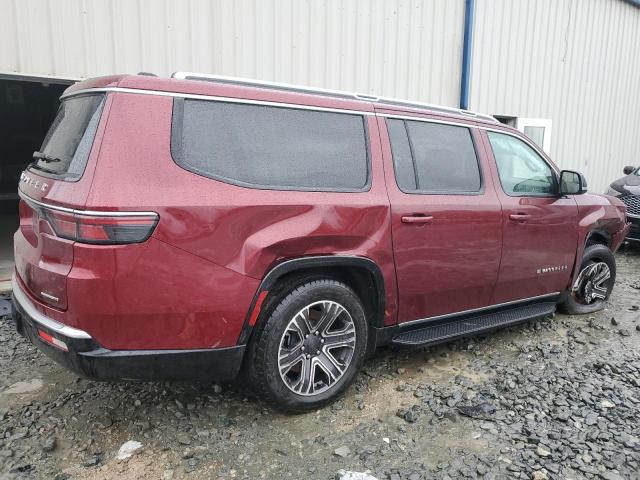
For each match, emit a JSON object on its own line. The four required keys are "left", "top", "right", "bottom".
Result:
{"left": 471, "top": 0, "right": 640, "bottom": 192}
{"left": 2, "top": 0, "right": 638, "bottom": 192}
{"left": 0, "top": 0, "right": 465, "bottom": 107}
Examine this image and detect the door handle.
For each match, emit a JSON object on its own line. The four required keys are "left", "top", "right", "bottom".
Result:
{"left": 401, "top": 215, "right": 434, "bottom": 224}
{"left": 509, "top": 213, "right": 531, "bottom": 223}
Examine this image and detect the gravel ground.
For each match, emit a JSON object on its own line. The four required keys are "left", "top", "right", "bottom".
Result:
{"left": 1, "top": 247, "right": 639, "bottom": 480}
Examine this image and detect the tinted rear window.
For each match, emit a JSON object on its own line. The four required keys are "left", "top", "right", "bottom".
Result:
{"left": 171, "top": 99, "right": 369, "bottom": 191}
{"left": 31, "top": 94, "right": 105, "bottom": 180}
{"left": 388, "top": 118, "right": 481, "bottom": 193}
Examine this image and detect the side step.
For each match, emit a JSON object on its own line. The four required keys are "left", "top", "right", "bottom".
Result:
{"left": 392, "top": 302, "right": 556, "bottom": 346}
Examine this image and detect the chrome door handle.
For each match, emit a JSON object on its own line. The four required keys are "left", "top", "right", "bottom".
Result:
{"left": 509, "top": 213, "right": 531, "bottom": 223}
{"left": 401, "top": 215, "right": 434, "bottom": 224}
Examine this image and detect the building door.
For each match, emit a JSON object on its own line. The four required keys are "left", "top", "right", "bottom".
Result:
{"left": 0, "top": 74, "right": 76, "bottom": 290}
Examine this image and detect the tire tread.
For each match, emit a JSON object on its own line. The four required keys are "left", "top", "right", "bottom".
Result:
{"left": 248, "top": 279, "right": 366, "bottom": 412}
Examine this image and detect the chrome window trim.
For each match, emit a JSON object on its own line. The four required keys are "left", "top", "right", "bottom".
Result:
{"left": 59, "top": 89, "right": 553, "bottom": 171}
{"left": 12, "top": 274, "right": 93, "bottom": 339}
{"left": 61, "top": 87, "right": 376, "bottom": 117}
{"left": 61, "top": 87, "right": 502, "bottom": 128}
{"left": 171, "top": 71, "right": 498, "bottom": 122}
{"left": 18, "top": 191, "right": 158, "bottom": 218}
{"left": 378, "top": 113, "right": 478, "bottom": 129}
{"left": 400, "top": 292, "right": 560, "bottom": 328}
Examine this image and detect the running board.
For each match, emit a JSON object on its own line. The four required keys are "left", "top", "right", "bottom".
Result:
{"left": 391, "top": 302, "right": 556, "bottom": 346}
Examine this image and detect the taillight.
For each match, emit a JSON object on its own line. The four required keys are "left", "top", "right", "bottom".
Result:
{"left": 42, "top": 209, "right": 158, "bottom": 245}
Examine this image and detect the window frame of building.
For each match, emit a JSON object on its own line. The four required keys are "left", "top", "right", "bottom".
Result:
{"left": 516, "top": 118, "right": 552, "bottom": 153}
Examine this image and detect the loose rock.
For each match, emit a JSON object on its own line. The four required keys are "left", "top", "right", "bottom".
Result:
{"left": 116, "top": 440, "right": 143, "bottom": 460}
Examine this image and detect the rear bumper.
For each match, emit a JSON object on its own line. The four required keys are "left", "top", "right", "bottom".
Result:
{"left": 11, "top": 274, "right": 245, "bottom": 381}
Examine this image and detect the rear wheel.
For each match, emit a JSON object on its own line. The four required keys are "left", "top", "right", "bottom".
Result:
{"left": 559, "top": 244, "right": 616, "bottom": 314}
{"left": 248, "top": 279, "right": 367, "bottom": 412}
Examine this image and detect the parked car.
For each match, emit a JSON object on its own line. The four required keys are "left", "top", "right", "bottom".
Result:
{"left": 606, "top": 166, "right": 639, "bottom": 244}
{"left": 10, "top": 74, "right": 630, "bottom": 412}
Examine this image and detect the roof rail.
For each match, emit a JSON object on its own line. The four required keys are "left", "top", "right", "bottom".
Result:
{"left": 171, "top": 72, "right": 497, "bottom": 122}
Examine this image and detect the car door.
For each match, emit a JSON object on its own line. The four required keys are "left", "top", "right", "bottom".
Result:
{"left": 481, "top": 128, "right": 579, "bottom": 304}
{"left": 377, "top": 113, "right": 503, "bottom": 323}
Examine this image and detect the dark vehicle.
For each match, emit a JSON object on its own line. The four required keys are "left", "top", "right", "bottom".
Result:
{"left": 10, "top": 73, "right": 630, "bottom": 412}
{"left": 606, "top": 166, "right": 640, "bottom": 244}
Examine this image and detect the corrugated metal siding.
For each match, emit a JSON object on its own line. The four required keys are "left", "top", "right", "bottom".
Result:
{"left": 0, "top": 0, "right": 464, "bottom": 106}
{"left": 2, "top": 0, "right": 638, "bottom": 192}
{"left": 471, "top": 0, "right": 640, "bottom": 192}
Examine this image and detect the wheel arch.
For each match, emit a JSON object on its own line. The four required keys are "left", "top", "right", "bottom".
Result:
{"left": 585, "top": 229, "right": 611, "bottom": 247}
{"left": 568, "top": 228, "right": 614, "bottom": 291}
{"left": 237, "top": 256, "right": 386, "bottom": 345}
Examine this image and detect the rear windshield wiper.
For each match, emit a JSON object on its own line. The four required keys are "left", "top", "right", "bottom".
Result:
{"left": 33, "top": 151, "right": 62, "bottom": 163}
{"left": 27, "top": 160, "right": 57, "bottom": 175}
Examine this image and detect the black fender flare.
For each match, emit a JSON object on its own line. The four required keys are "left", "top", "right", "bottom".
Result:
{"left": 585, "top": 228, "right": 612, "bottom": 247}
{"left": 567, "top": 228, "right": 614, "bottom": 290}
{"left": 237, "top": 255, "right": 386, "bottom": 345}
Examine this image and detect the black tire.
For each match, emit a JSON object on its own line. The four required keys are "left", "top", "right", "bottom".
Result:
{"left": 247, "top": 279, "right": 368, "bottom": 413}
{"left": 559, "top": 244, "right": 616, "bottom": 315}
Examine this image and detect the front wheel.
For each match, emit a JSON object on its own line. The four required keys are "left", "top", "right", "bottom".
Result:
{"left": 248, "top": 279, "right": 368, "bottom": 412}
{"left": 559, "top": 244, "right": 616, "bottom": 315}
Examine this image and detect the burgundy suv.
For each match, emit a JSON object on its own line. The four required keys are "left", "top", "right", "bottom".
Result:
{"left": 11, "top": 73, "right": 630, "bottom": 411}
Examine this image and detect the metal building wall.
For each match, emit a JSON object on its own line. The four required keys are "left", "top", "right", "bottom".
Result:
{"left": 471, "top": 0, "right": 640, "bottom": 192}
{"left": 0, "top": 0, "right": 464, "bottom": 106}
{"left": 2, "top": 0, "right": 639, "bottom": 192}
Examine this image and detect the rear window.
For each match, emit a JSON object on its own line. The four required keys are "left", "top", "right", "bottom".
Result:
{"left": 171, "top": 99, "right": 369, "bottom": 191}
{"left": 30, "top": 93, "right": 105, "bottom": 180}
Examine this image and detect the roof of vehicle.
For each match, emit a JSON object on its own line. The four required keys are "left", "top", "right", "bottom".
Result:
{"left": 63, "top": 73, "right": 502, "bottom": 127}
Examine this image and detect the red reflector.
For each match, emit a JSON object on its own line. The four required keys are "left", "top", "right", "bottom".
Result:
{"left": 248, "top": 291, "right": 269, "bottom": 326}
{"left": 37, "top": 329, "right": 69, "bottom": 351}
{"left": 78, "top": 222, "right": 110, "bottom": 241}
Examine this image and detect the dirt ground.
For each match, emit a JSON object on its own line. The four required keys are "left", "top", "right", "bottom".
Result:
{"left": 1, "top": 247, "right": 639, "bottom": 480}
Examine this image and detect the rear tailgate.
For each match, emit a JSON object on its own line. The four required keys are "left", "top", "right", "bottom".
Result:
{"left": 15, "top": 93, "right": 108, "bottom": 310}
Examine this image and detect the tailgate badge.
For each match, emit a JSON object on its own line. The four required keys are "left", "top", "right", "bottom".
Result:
{"left": 20, "top": 172, "right": 49, "bottom": 192}
{"left": 40, "top": 291, "right": 59, "bottom": 302}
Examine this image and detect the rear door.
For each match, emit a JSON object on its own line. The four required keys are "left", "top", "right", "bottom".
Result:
{"left": 481, "top": 129, "right": 578, "bottom": 304}
{"left": 15, "top": 93, "right": 106, "bottom": 309}
{"left": 378, "top": 112, "right": 502, "bottom": 323}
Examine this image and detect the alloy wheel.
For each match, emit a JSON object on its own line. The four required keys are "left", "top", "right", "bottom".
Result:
{"left": 571, "top": 261, "right": 611, "bottom": 304}
{"left": 277, "top": 300, "right": 356, "bottom": 396}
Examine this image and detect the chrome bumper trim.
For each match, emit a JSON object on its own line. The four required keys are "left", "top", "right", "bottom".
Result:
{"left": 11, "top": 274, "right": 92, "bottom": 340}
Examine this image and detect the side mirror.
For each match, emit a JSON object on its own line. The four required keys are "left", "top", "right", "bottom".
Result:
{"left": 623, "top": 165, "right": 635, "bottom": 175}
{"left": 559, "top": 170, "right": 588, "bottom": 195}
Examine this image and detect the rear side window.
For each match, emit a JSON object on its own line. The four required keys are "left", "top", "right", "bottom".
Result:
{"left": 387, "top": 118, "right": 481, "bottom": 193}
{"left": 171, "top": 99, "right": 369, "bottom": 191}
{"left": 31, "top": 94, "right": 105, "bottom": 180}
